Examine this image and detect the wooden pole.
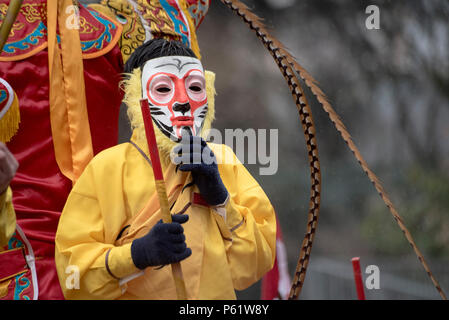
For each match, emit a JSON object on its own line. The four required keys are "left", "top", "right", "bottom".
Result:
{"left": 140, "top": 99, "right": 188, "bottom": 300}
{"left": 0, "top": 0, "right": 23, "bottom": 53}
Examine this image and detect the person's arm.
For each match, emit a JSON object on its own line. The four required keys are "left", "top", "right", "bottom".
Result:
{"left": 210, "top": 149, "right": 276, "bottom": 291}
{"left": 55, "top": 163, "right": 141, "bottom": 300}
{"left": 175, "top": 139, "right": 276, "bottom": 291}
{"left": 0, "top": 143, "right": 18, "bottom": 247}
{"left": 55, "top": 158, "right": 192, "bottom": 299}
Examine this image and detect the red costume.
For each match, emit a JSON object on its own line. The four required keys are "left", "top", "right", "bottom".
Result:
{"left": 0, "top": 0, "right": 216, "bottom": 300}
{"left": 0, "top": 0, "right": 123, "bottom": 299}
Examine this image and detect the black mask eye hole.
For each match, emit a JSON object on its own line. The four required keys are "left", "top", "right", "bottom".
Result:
{"left": 156, "top": 87, "right": 171, "bottom": 93}
{"left": 189, "top": 86, "right": 202, "bottom": 92}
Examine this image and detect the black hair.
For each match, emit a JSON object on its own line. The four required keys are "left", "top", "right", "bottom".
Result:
{"left": 124, "top": 38, "right": 197, "bottom": 74}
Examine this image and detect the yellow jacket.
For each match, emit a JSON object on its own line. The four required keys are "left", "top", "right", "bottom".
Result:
{"left": 55, "top": 137, "right": 276, "bottom": 300}
{"left": 0, "top": 187, "right": 16, "bottom": 247}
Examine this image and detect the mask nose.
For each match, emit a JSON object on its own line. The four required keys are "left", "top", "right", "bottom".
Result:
{"left": 173, "top": 102, "right": 191, "bottom": 115}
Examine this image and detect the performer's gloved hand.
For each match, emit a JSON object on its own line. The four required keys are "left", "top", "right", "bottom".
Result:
{"left": 131, "top": 214, "right": 192, "bottom": 269}
{"left": 173, "top": 133, "right": 229, "bottom": 206}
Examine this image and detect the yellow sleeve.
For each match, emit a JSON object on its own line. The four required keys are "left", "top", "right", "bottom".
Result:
{"left": 0, "top": 187, "right": 16, "bottom": 247}
{"left": 212, "top": 145, "right": 277, "bottom": 291}
{"left": 55, "top": 161, "right": 140, "bottom": 300}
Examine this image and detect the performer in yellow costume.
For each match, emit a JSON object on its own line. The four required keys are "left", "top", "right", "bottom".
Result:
{"left": 55, "top": 39, "right": 276, "bottom": 300}
{"left": 0, "top": 0, "right": 213, "bottom": 300}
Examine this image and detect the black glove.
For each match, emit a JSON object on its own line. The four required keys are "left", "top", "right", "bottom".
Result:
{"left": 173, "top": 134, "right": 229, "bottom": 206}
{"left": 131, "top": 214, "right": 191, "bottom": 269}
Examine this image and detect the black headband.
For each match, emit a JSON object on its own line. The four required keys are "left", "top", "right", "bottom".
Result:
{"left": 124, "top": 38, "right": 197, "bottom": 74}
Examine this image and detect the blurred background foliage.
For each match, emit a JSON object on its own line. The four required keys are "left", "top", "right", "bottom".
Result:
{"left": 199, "top": 0, "right": 449, "bottom": 298}
{"left": 81, "top": 0, "right": 449, "bottom": 299}
{"left": 196, "top": 0, "right": 449, "bottom": 299}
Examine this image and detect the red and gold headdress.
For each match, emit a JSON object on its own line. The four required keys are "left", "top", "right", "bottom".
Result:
{"left": 90, "top": 0, "right": 210, "bottom": 63}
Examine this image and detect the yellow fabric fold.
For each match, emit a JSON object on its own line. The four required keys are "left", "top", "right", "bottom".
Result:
{"left": 107, "top": 243, "right": 140, "bottom": 279}
{"left": 0, "top": 187, "right": 16, "bottom": 248}
{"left": 47, "top": 0, "right": 93, "bottom": 183}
